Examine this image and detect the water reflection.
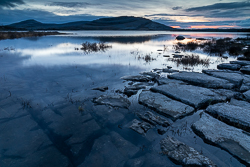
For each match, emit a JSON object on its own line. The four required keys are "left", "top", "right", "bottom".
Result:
{"left": 0, "top": 31, "right": 248, "bottom": 72}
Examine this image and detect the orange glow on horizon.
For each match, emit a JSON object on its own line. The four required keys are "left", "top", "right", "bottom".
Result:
{"left": 189, "top": 25, "right": 238, "bottom": 29}
{"left": 171, "top": 26, "right": 181, "bottom": 28}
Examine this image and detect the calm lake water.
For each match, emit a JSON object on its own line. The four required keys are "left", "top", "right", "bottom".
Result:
{"left": 0, "top": 31, "right": 248, "bottom": 167}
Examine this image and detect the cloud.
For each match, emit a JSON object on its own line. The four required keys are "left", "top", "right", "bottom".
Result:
{"left": 186, "top": 1, "right": 250, "bottom": 12}
{"left": 172, "top": 6, "right": 182, "bottom": 10}
{"left": 0, "top": 0, "right": 24, "bottom": 8}
{"left": 46, "top": 2, "right": 99, "bottom": 8}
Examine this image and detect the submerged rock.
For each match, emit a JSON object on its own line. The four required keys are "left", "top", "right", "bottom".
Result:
{"left": 121, "top": 75, "right": 154, "bottom": 82}
{"left": 173, "top": 54, "right": 184, "bottom": 58}
{"left": 162, "top": 68, "right": 179, "bottom": 73}
{"left": 168, "top": 72, "right": 235, "bottom": 89}
{"left": 160, "top": 136, "right": 216, "bottom": 167}
{"left": 139, "top": 91, "right": 194, "bottom": 120}
{"left": 151, "top": 83, "right": 234, "bottom": 109}
{"left": 129, "top": 119, "right": 153, "bottom": 135}
{"left": 93, "top": 95, "right": 131, "bottom": 109}
{"left": 192, "top": 113, "right": 250, "bottom": 165}
{"left": 136, "top": 111, "right": 171, "bottom": 127}
{"left": 123, "top": 85, "right": 146, "bottom": 97}
{"left": 92, "top": 86, "right": 108, "bottom": 92}
{"left": 217, "top": 63, "right": 241, "bottom": 71}
{"left": 206, "top": 103, "right": 250, "bottom": 131}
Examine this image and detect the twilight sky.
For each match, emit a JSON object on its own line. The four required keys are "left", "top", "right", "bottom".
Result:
{"left": 0, "top": 0, "right": 249, "bottom": 29}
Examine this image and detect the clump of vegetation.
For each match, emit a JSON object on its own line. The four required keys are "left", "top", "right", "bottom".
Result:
{"left": 137, "top": 53, "right": 156, "bottom": 63}
{"left": 174, "top": 37, "right": 248, "bottom": 56}
{"left": 169, "top": 54, "right": 210, "bottom": 67}
{"left": 0, "top": 31, "right": 62, "bottom": 40}
{"left": 80, "top": 42, "right": 112, "bottom": 54}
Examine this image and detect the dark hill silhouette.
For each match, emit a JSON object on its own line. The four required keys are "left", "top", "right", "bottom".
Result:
{"left": 6, "top": 16, "right": 174, "bottom": 31}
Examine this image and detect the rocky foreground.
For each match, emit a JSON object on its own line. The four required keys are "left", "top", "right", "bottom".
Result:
{"left": 2, "top": 59, "right": 250, "bottom": 167}
{"left": 113, "top": 61, "right": 250, "bottom": 166}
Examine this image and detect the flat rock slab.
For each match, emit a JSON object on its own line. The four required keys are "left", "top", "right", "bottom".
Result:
{"left": 160, "top": 136, "right": 216, "bottom": 167}
{"left": 168, "top": 72, "right": 235, "bottom": 89}
{"left": 93, "top": 95, "right": 131, "bottom": 109}
{"left": 230, "top": 98, "right": 250, "bottom": 109}
{"left": 240, "top": 65, "right": 250, "bottom": 74}
{"left": 139, "top": 91, "right": 194, "bottom": 120}
{"left": 136, "top": 111, "right": 171, "bottom": 127}
{"left": 129, "top": 119, "right": 153, "bottom": 135}
{"left": 121, "top": 75, "right": 154, "bottom": 82}
{"left": 217, "top": 63, "right": 241, "bottom": 70}
{"left": 192, "top": 113, "right": 250, "bottom": 165}
{"left": 230, "top": 60, "right": 250, "bottom": 66}
{"left": 202, "top": 69, "right": 243, "bottom": 88}
{"left": 206, "top": 103, "right": 250, "bottom": 131}
{"left": 243, "top": 90, "right": 250, "bottom": 102}
{"left": 156, "top": 77, "right": 186, "bottom": 85}
{"left": 151, "top": 83, "right": 235, "bottom": 109}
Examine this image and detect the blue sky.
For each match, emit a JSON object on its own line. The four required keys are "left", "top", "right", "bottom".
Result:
{"left": 0, "top": 0, "right": 249, "bottom": 28}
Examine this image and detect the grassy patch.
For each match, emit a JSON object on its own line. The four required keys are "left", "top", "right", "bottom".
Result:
{"left": 168, "top": 54, "right": 210, "bottom": 67}
{"left": 80, "top": 42, "right": 112, "bottom": 53}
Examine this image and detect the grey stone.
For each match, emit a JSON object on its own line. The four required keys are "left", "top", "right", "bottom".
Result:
{"left": 155, "top": 77, "right": 186, "bottom": 85}
{"left": 230, "top": 98, "right": 250, "bottom": 109}
{"left": 151, "top": 83, "right": 233, "bottom": 109}
{"left": 140, "top": 71, "right": 160, "bottom": 79}
{"left": 129, "top": 119, "right": 153, "bottom": 135}
{"left": 176, "top": 36, "right": 185, "bottom": 40}
{"left": 162, "top": 68, "right": 179, "bottom": 73}
{"left": 92, "top": 86, "right": 108, "bottom": 92}
{"left": 192, "top": 113, "right": 250, "bottom": 165}
{"left": 173, "top": 54, "right": 184, "bottom": 58}
{"left": 124, "top": 85, "right": 146, "bottom": 97}
{"left": 230, "top": 60, "right": 250, "bottom": 66}
{"left": 160, "top": 136, "right": 216, "bottom": 167}
{"left": 202, "top": 69, "right": 243, "bottom": 88}
{"left": 93, "top": 95, "right": 131, "bottom": 109}
{"left": 168, "top": 72, "right": 235, "bottom": 89}
{"left": 121, "top": 75, "right": 154, "bottom": 82}
{"left": 243, "top": 90, "right": 250, "bottom": 102}
{"left": 138, "top": 91, "right": 194, "bottom": 120}
{"left": 206, "top": 103, "right": 250, "bottom": 131}
{"left": 240, "top": 65, "right": 250, "bottom": 74}
{"left": 217, "top": 63, "right": 241, "bottom": 70}
{"left": 136, "top": 111, "right": 171, "bottom": 127}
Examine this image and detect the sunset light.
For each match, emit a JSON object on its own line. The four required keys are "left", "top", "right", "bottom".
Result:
{"left": 189, "top": 25, "right": 239, "bottom": 29}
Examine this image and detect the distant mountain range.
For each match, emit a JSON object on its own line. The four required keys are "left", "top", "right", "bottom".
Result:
{"left": 2, "top": 16, "right": 174, "bottom": 31}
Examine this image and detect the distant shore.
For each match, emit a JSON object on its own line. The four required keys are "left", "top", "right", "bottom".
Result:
{"left": 0, "top": 31, "right": 65, "bottom": 40}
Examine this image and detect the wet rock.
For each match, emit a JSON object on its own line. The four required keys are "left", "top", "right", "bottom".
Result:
{"left": 243, "top": 90, "right": 250, "bottom": 102}
{"left": 240, "top": 65, "right": 250, "bottom": 74}
{"left": 157, "top": 128, "right": 167, "bottom": 135}
{"left": 217, "top": 63, "right": 241, "bottom": 71}
{"left": 160, "top": 136, "right": 216, "bottom": 167}
{"left": 209, "top": 89, "right": 240, "bottom": 100}
{"left": 192, "top": 113, "right": 250, "bottom": 165}
{"left": 136, "top": 111, "right": 171, "bottom": 127}
{"left": 162, "top": 68, "right": 179, "bottom": 73}
{"left": 206, "top": 103, "right": 250, "bottom": 131}
{"left": 92, "top": 86, "right": 108, "bottom": 92}
{"left": 139, "top": 91, "right": 194, "bottom": 120}
{"left": 151, "top": 83, "right": 234, "bottom": 109}
{"left": 155, "top": 77, "right": 185, "bottom": 85}
{"left": 168, "top": 72, "right": 235, "bottom": 89}
{"left": 140, "top": 71, "right": 160, "bottom": 79}
{"left": 163, "top": 55, "right": 170, "bottom": 57}
{"left": 176, "top": 36, "right": 185, "bottom": 40}
{"left": 173, "top": 54, "right": 184, "bottom": 58}
{"left": 230, "top": 60, "right": 250, "bottom": 66}
{"left": 202, "top": 69, "right": 243, "bottom": 88}
{"left": 129, "top": 119, "right": 153, "bottom": 135}
{"left": 230, "top": 98, "right": 250, "bottom": 109}
{"left": 121, "top": 75, "right": 154, "bottom": 82}
{"left": 93, "top": 95, "right": 131, "bottom": 109}
{"left": 123, "top": 85, "right": 146, "bottom": 97}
